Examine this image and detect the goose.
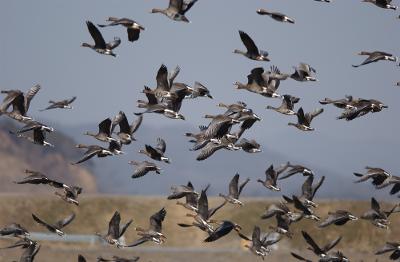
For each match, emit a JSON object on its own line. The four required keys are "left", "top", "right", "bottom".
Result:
{"left": 319, "top": 95, "right": 355, "bottom": 109}
{"left": 54, "top": 185, "right": 82, "bottom": 206}
{"left": 290, "top": 63, "right": 317, "bottom": 82}
{"left": 234, "top": 31, "right": 270, "bottom": 61}
{"left": 256, "top": 9, "right": 295, "bottom": 24}
{"left": 235, "top": 138, "right": 261, "bottom": 153}
{"left": 1, "top": 236, "right": 37, "bottom": 249}
{"left": 362, "top": 0, "right": 397, "bottom": 10}
{"left": 151, "top": 0, "right": 198, "bottom": 23}
{"left": 196, "top": 136, "right": 240, "bottom": 161}
{"left": 40, "top": 97, "right": 76, "bottom": 111}
{"left": 360, "top": 197, "right": 395, "bottom": 229}
{"left": 111, "top": 112, "right": 142, "bottom": 145}
{"left": 338, "top": 99, "right": 388, "bottom": 120}
{"left": 291, "top": 195, "right": 320, "bottom": 221}
{"left": 189, "top": 82, "right": 213, "bottom": 99}
{"left": 175, "top": 182, "right": 202, "bottom": 212}
{"left": 218, "top": 101, "right": 249, "bottom": 116}
{"left": 234, "top": 67, "right": 282, "bottom": 98}
{"left": 375, "top": 176, "right": 400, "bottom": 196}
{"left": 73, "top": 144, "right": 113, "bottom": 165}
{"left": 84, "top": 118, "right": 116, "bottom": 143}
{"left": 139, "top": 138, "right": 170, "bottom": 163}
{"left": 219, "top": 173, "right": 250, "bottom": 206}
{"left": 284, "top": 174, "right": 325, "bottom": 208}
{"left": 185, "top": 125, "right": 209, "bottom": 151}
{"left": 98, "top": 17, "right": 145, "bottom": 42}
{"left": 319, "top": 210, "right": 358, "bottom": 228}
{"left": 14, "top": 169, "right": 65, "bottom": 189}
{"left": 353, "top": 51, "right": 397, "bottom": 67}
{"left": 10, "top": 128, "right": 54, "bottom": 147}
{"left": 96, "top": 211, "right": 133, "bottom": 248}
{"left": 97, "top": 256, "right": 140, "bottom": 262}
{"left": 17, "top": 120, "right": 54, "bottom": 133}
{"left": 179, "top": 189, "right": 226, "bottom": 233}
{"left": 353, "top": 166, "right": 391, "bottom": 186}
{"left": 0, "top": 223, "right": 29, "bottom": 237}
{"left": 18, "top": 241, "right": 40, "bottom": 262}
{"left": 266, "top": 94, "right": 300, "bottom": 115}
{"left": 202, "top": 114, "right": 241, "bottom": 140}
{"left": 268, "top": 213, "right": 296, "bottom": 238}
{"left": 288, "top": 107, "right": 323, "bottom": 131}
{"left": 375, "top": 242, "right": 400, "bottom": 260}
{"left": 235, "top": 109, "right": 262, "bottom": 130}
{"left": 31, "top": 213, "right": 75, "bottom": 236}
{"left": 0, "top": 84, "right": 40, "bottom": 119}
{"left": 257, "top": 163, "right": 290, "bottom": 191}
{"left": 204, "top": 221, "right": 242, "bottom": 242}
{"left": 81, "top": 21, "right": 120, "bottom": 57}
{"left": 78, "top": 255, "right": 87, "bottom": 262}
{"left": 261, "top": 202, "right": 302, "bottom": 223}
{"left": 145, "top": 64, "right": 173, "bottom": 99}
{"left": 301, "top": 230, "right": 343, "bottom": 258}
{"left": 129, "top": 160, "right": 161, "bottom": 179}
{"left": 125, "top": 208, "right": 167, "bottom": 247}
{"left": 279, "top": 163, "right": 313, "bottom": 180}
{"left": 239, "top": 226, "right": 281, "bottom": 259}
{"left": 167, "top": 182, "right": 198, "bottom": 200}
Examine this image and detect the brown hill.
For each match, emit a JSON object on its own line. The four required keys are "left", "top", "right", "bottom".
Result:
{"left": 0, "top": 120, "right": 97, "bottom": 193}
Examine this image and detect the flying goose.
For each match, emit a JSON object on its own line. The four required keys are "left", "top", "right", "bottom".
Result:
{"left": 179, "top": 189, "right": 226, "bottom": 233}
{"left": 301, "top": 230, "right": 343, "bottom": 258}
{"left": 235, "top": 138, "right": 261, "bottom": 153}
{"left": 16, "top": 120, "right": 54, "bottom": 134}
{"left": 97, "top": 256, "right": 140, "bottom": 262}
{"left": 288, "top": 107, "right": 324, "bottom": 131}
{"left": 0, "top": 223, "right": 29, "bottom": 237}
{"left": 82, "top": 21, "right": 120, "bottom": 57}
{"left": 291, "top": 195, "right": 320, "bottom": 221}
{"left": 362, "top": 0, "right": 397, "bottom": 10}
{"left": 188, "top": 82, "right": 213, "bottom": 99}
{"left": 129, "top": 160, "right": 161, "bottom": 179}
{"left": 261, "top": 202, "right": 294, "bottom": 220}
{"left": 201, "top": 114, "right": 241, "bottom": 141}
{"left": 85, "top": 118, "right": 116, "bottom": 143}
{"left": 73, "top": 144, "right": 113, "bottom": 165}
{"left": 111, "top": 112, "right": 143, "bottom": 145}
{"left": 290, "top": 63, "right": 317, "bottom": 82}
{"left": 204, "top": 221, "right": 242, "bottom": 242}
{"left": 235, "top": 109, "right": 262, "bottom": 130}
{"left": 375, "top": 176, "right": 400, "bottom": 196}
{"left": 257, "top": 163, "right": 290, "bottom": 191}
{"left": 40, "top": 97, "right": 76, "bottom": 111}
{"left": 353, "top": 166, "right": 391, "bottom": 186}
{"left": 375, "top": 242, "right": 400, "bottom": 260}
{"left": 125, "top": 208, "right": 167, "bottom": 247}
{"left": 234, "top": 31, "right": 270, "bottom": 61}
{"left": 10, "top": 128, "right": 54, "bottom": 147}
{"left": 353, "top": 51, "right": 397, "bottom": 67}
{"left": 54, "top": 185, "right": 82, "bottom": 206}
{"left": 279, "top": 163, "right": 313, "bottom": 180}
{"left": 18, "top": 240, "right": 40, "bottom": 262}
{"left": 256, "top": 9, "right": 295, "bottom": 24}
{"left": 219, "top": 173, "right": 250, "bottom": 206}
{"left": 175, "top": 182, "right": 202, "bottom": 212}
{"left": 319, "top": 210, "right": 358, "bottom": 228}
{"left": 284, "top": 174, "right": 325, "bottom": 208}
{"left": 96, "top": 211, "right": 133, "bottom": 248}
{"left": 139, "top": 138, "right": 170, "bottom": 163}
{"left": 360, "top": 197, "right": 395, "bottom": 229}
{"left": 196, "top": 136, "right": 241, "bottom": 161}
{"left": 151, "top": 0, "right": 198, "bottom": 23}
{"left": 319, "top": 96, "right": 355, "bottom": 109}
{"left": 218, "top": 101, "right": 249, "bottom": 116}
{"left": 14, "top": 170, "right": 65, "bottom": 189}
{"left": 266, "top": 94, "right": 300, "bottom": 115}
{"left": 31, "top": 213, "right": 75, "bottom": 236}
{"left": 167, "top": 182, "right": 198, "bottom": 200}
{"left": 0, "top": 84, "right": 40, "bottom": 121}
{"left": 234, "top": 67, "right": 282, "bottom": 98}
{"left": 98, "top": 17, "right": 145, "bottom": 42}
{"left": 240, "top": 226, "right": 281, "bottom": 259}
{"left": 337, "top": 99, "right": 388, "bottom": 121}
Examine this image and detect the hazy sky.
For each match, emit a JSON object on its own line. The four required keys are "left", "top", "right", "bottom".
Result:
{"left": 1, "top": 1, "right": 400, "bottom": 197}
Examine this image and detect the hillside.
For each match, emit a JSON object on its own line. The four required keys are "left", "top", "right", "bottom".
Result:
{"left": 0, "top": 195, "right": 397, "bottom": 261}
{"left": 0, "top": 120, "right": 97, "bottom": 193}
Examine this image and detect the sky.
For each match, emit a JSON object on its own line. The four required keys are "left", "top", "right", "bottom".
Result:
{"left": 1, "top": 0, "right": 400, "bottom": 198}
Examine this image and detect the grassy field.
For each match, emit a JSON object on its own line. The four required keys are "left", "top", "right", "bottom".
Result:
{"left": 0, "top": 194, "right": 398, "bottom": 261}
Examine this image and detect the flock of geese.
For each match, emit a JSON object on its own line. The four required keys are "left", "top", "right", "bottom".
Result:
{"left": 1, "top": 0, "right": 400, "bottom": 261}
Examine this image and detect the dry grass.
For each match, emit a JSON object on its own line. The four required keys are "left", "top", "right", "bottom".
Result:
{"left": 0, "top": 194, "right": 397, "bottom": 261}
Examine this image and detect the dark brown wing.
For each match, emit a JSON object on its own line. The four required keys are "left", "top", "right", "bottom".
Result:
{"left": 55, "top": 213, "right": 76, "bottom": 229}
{"left": 149, "top": 208, "right": 166, "bottom": 232}
{"left": 86, "top": 21, "right": 106, "bottom": 48}
{"left": 238, "top": 31, "right": 259, "bottom": 55}
{"left": 107, "top": 211, "right": 121, "bottom": 239}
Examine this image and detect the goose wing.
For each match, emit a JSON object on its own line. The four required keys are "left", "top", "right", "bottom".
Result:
{"left": 106, "top": 37, "right": 121, "bottom": 50}
{"left": 156, "top": 64, "right": 170, "bottom": 92}
{"left": 149, "top": 207, "right": 166, "bottom": 232}
{"left": 24, "top": 84, "right": 41, "bottom": 112}
{"left": 239, "top": 31, "right": 259, "bottom": 55}
{"left": 130, "top": 115, "right": 143, "bottom": 134}
{"left": 156, "top": 138, "right": 167, "bottom": 153}
{"left": 32, "top": 214, "right": 56, "bottom": 233}
{"left": 98, "top": 118, "right": 112, "bottom": 136}
{"left": 301, "top": 230, "right": 323, "bottom": 255}
{"left": 228, "top": 173, "right": 240, "bottom": 198}
{"left": 54, "top": 213, "right": 76, "bottom": 229}
{"left": 86, "top": 21, "right": 106, "bottom": 48}
{"left": 181, "top": 0, "right": 198, "bottom": 14}
{"left": 107, "top": 211, "right": 121, "bottom": 239}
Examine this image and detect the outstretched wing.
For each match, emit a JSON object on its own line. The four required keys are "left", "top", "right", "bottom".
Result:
{"left": 239, "top": 31, "right": 259, "bottom": 55}
{"left": 149, "top": 208, "right": 166, "bottom": 232}
{"left": 86, "top": 21, "right": 106, "bottom": 48}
